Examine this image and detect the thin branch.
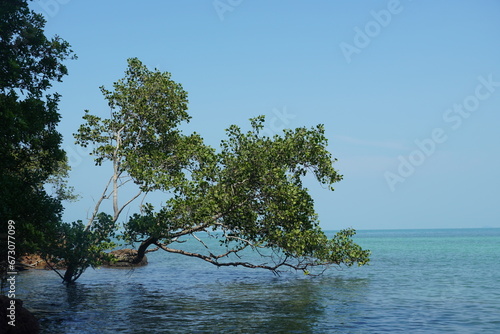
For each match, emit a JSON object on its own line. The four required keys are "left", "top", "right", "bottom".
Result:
{"left": 191, "top": 233, "right": 209, "bottom": 250}
{"left": 211, "top": 244, "right": 248, "bottom": 260}
{"left": 169, "top": 199, "right": 250, "bottom": 239}
{"left": 86, "top": 174, "right": 114, "bottom": 230}
{"left": 223, "top": 233, "right": 266, "bottom": 249}
{"left": 153, "top": 242, "right": 313, "bottom": 273}
{"left": 118, "top": 176, "right": 138, "bottom": 189}
{"left": 40, "top": 256, "right": 65, "bottom": 281}
{"left": 112, "top": 126, "right": 126, "bottom": 218}
{"left": 145, "top": 247, "right": 160, "bottom": 254}
{"left": 115, "top": 189, "right": 143, "bottom": 221}
{"left": 139, "top": 192, "right": 149, "bottom": 213}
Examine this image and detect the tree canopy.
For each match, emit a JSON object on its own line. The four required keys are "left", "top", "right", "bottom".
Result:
{"left": 75, "top": 58, "right": 370, "bottom": 278}
{"left": 0, "top": 2, "right": 369, "bottom": 286}
{"left": 0, "top": 0, "right": 75, "bottom": 261}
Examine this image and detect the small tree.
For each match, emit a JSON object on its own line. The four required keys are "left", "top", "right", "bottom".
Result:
{"left": 42, "top": 213, "right": 117, "bottom": 283}
{"left": 77, "top": 58, "right": 370, "bottom": 276}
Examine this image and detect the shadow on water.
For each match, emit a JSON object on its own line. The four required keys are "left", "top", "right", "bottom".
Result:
{"left": 18, "top": 268, "right": 372, "bottom": 334}
{"left": 14, "top": 230, "right": 500, "bottom": 333}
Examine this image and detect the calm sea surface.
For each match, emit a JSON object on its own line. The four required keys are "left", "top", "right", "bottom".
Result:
{"left": 15, "top": 228, "right": 500, "bottom": 333}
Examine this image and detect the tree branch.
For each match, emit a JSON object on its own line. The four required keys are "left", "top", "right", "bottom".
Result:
{"left": 115, "top": 189, "right": 143, "bottom": 222}
{"left": 169, "top": 199, "right": 250, "bottom": 239}
{"left": 40, "top": 256, "right": 65, "bottom": 281}
{"left": 86, "top": 174, "right": 114, "bottom": 230}
{"left": 152, "top": 241, "right": 321, "bottom": 274}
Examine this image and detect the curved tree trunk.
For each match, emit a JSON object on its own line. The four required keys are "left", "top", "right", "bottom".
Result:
{"left": 131, "top": 236, "right": 158, "bottom": 264}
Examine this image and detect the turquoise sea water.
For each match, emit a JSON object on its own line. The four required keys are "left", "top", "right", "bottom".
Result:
{"left": 14, "top": 228, "right": 500, "bottom": 333}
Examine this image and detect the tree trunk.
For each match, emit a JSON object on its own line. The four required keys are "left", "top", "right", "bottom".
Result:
{"left": 63, "top": 264, "right": 76, "bottom": 283}
{"left": 132, "top": 237, "right": 157, "bottom": 264}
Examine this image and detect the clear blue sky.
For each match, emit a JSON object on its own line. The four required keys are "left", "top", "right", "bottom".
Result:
{"left": 33, "top": 0, "right": 500, "bottom": 230}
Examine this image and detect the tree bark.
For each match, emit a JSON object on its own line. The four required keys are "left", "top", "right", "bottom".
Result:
{"left": 132, "top": 236, "right": 158, "bottom": 264}
{"left": 63, "top": 264, "right": 76, "bottom": 283}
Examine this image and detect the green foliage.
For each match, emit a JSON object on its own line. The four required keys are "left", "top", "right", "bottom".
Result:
{"left": 42, "top": 213, "right": 117, "bottom": 283}
{"left": 0, "top": 0, "right": 75, "bottom": 260}
{"left": 0, "top": 0, "right": 75, "bottom": 95}
{"left": 69, "top": 58, "right": 212, "bottom": 281}
{"left": 139, "top": 116, "right": 370, "bottom": 270}
{"left": 124, "top": 204, "right": 164, "bottom": 242}
{"left": 78, "top": 58, "right": 370, "bottom": 277}
{"left": 74, "top": 57, "right": 203, "bottom": 192}
{"left": 0, "top": 1, "right": 104, "bottom": 285}
{"left": 46, "top": 157, "right": 80, "bottom": 202}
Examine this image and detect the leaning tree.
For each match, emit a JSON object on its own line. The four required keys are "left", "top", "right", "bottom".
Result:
{"left": 73, "top": 58, "right": 369, "bottom": 279}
